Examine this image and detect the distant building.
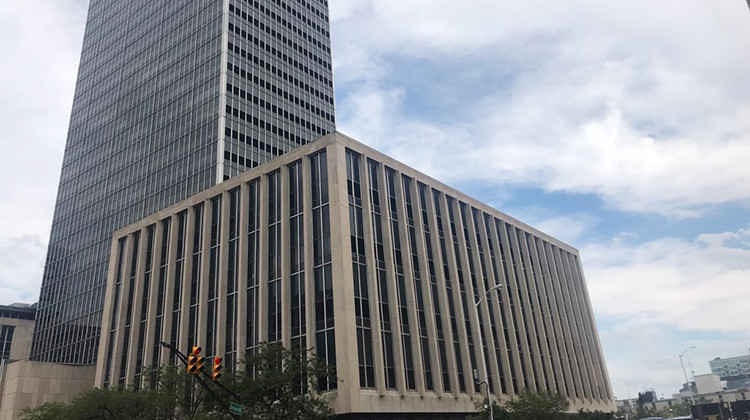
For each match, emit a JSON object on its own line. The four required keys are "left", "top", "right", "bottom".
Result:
{"left": 710, "top": 355, "right": 750, "bottom": 390}
{"left": 0, "top": 303, "right": 36, "bottom": 363}
{"left": 694, "top": 374, "right": 723, "bottom": 395}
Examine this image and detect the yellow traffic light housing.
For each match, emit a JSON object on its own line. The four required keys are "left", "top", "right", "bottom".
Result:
{"left": 211, "top": 357, "right": 223, "bottom": 381}
{"left": 187, "top": 346, "right": 205, "bottom": 375}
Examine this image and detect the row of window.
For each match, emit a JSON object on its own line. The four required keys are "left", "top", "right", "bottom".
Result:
{"left": 226, "top": 49, "right": 334, "bottom": 122}
{"left": 240, "top": 0, "right": 330, "bottom": 39}
{"left": 342, "top": 149, "right": 610, "bottom": 401}
{"left": 1, "top": 325, "right": 15, "bottom": 361}
{"left": 227, "top": 39, "right": 333, "bottom": 105}
{"left": 225, "top": 104, "right": 327, "bottom": 149}
{"left": 102, "top": 151, "right": 335, "bottom": 390}
{"left": 0, "top": 308, "right": 35, "bottom": 321}
{"left": 226, "top": 81, "right": 332, "bottom": 134}
{"left": 229, "top": 4, "right": 332, "bottom": 77}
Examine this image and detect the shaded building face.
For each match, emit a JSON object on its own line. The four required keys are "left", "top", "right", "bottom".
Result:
{"left": 33, "top": 0, "right": 335, "bottom": 364}
{"left": 96, "top": 133, "right": 615, "bottom": 415}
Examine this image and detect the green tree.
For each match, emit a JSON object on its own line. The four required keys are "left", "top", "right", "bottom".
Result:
{"left": 505, "top": 389, "right": 570, "bottom": 420}
{"left": 466, "top": 399, "right": 512, "bottom": 420}
{"left": 229, "top": 342, "right": 335, "bottom": 420}
{"left": 469, "top": 390, "right": 571, "bottom": 420}
{"left": 21, "top": 343, "right": 335, "bottom": 420}
{"left": 20, "top": 387, "right": 176, "bottom": 420}
{"left": 573, "top": 409, "right": 615, "bottom": 420}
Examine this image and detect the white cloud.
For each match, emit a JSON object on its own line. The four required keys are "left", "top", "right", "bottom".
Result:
{"left": 581, "top": 227, "right": 750, "bottom": 398}
{"left": 330, "top": 0, "right": 750, "bottom": 217}
{"left": 583, "top": 228, "right": 750, "bottom": 331}
{"left": 0, "top": 1, "right": 87, "bottom": 304}
{"left": 500, "top": 207, "right": 599, "bottom": 246}
{"left": 0, "top": 235, "right": 47, "bottom": 304}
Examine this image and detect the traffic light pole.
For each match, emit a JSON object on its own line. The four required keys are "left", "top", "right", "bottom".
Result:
{"left": 159, "top": 342, "right": 241, "bottom": 419}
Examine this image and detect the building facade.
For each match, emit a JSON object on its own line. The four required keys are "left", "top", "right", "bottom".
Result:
{"left": 711, "top": 356, "right": 750, "bottom": 380}
{"left": 34, "top": 0, "right": 335, "bottom": 364}
{"left": 0, "top": 304, "right": 36, "bottom": 364}
{"left": 95, "top": 133, "right": 615, "bottom": 417}
{"left": 710, "top": 355, "right": 750, "bottom": 390}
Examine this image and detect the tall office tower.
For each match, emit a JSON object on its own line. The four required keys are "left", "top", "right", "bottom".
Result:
{"left": 32, "top": 0, "right": 335, "bottom": 364}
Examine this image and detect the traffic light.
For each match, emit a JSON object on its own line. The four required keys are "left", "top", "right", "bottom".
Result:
{"left": 211, "top": 357, "right": 223, "bottom": 381}
{"left": 187, "top": 346, "right": 205, "bottom": 375}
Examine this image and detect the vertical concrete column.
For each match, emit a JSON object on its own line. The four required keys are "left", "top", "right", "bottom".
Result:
{"left": 484, "top": 215, "right": 514, "bottom": 399}
{"left": 494, "top": 221, "right": 524, "bottom": 397}
{"left": 236, "top": 181, "right": 250, "bottom": 369}
{"left": 197, "top": 198, "right": 212, "bottom": 351}
{"left": 535, "top": 239, "right": 566, "bottom": 396}
{"left": 514, "top": 230, "right": 545, "bottom": 392}
{"left": 554, "top": 246, "right": 588, "bottom": 405}
{"left": 377, "top": 163, "right": 406, "bottom": 397}
{"left": 143, "top": 222, "right": 165, "bottom": 373}
{"left": 216, "top": 190, "right": 231, "bottom": 356}
{"left": 359, "top": 154, "right": 386, "bottom": 394}
{"left": 410, "top": 179, "right": 443, "bottom": 397}
{"left": 572, "top": 254, "right": 614, "bottom": 403}
{"left": 302, "top": 156, "right": 316, "bottom": 354}
{"left": 95, "top": 236, "right": 127, "bottom": 387}
{"left": 506, "top": 225, "right": 539, "bottom": 392}
{"left": 328, "top": 142, "right": 356, "bottom": 411}
{"left": 469, "top": 209, "right": 502, "bottom": 399}
{"left": 280, "top": 164, "right": 291, "bottom": 348}
{"left": 392, "top": 171, "right": 425, "bottom": 395}
{"left": 160, "top": 213, "right": 180, "bottom": 364}
{"left": 178, "top": 207, "right": 197, "bottom": 355}
{"left": 439, "top": 195, "right": 475, "bottom": 398}
{"left": 426, "top": 188, "right": 460, "bottom": 398}
{"left": 526, "top": 236, "right": 560, "bottom": 395}
{"left": 110, "top": 234, "right": 135, "bottom": 385}
{"left": 257, "top": 175, "right": 269, "bottom": 343}
{"left": 453, "top": 201, "right": 488, "bottom": 402}
{"left": 125, "top": 227, "right": 149, "bottom": 385}
{"left": 559, "top": 252, "right": 594, "bottom": 402}
{"left": 544, "top": 242, "right": 580, "bottom": 403}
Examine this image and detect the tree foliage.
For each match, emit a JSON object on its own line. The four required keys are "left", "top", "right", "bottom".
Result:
{"left": 505, "top": 389, "right": 570, "bottom": 420}
{"left": 21, "top": 343, "right": 335, "bottom": 420}
{"left": 469, "top": 390, "right": 615, "bottom": 420}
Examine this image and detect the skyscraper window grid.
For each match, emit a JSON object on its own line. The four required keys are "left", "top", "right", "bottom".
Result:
{"left": 33, "top": 0, "right": 335, "bottom": 364}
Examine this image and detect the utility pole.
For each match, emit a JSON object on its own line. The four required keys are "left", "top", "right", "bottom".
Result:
{"left": 679, "top": 346, "right": 696, "bottom": 406}
{"left": 473, "top": 282, "right": 503, "bottom": 420}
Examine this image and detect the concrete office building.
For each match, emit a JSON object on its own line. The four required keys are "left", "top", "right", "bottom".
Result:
{"left": 0, "top": 304, "right": 36, "bottom": 364}
{"left": 95, "top": 133, "right": 615, "bottom": 417}
{"left": 34, "top": 0, "right": 335, "bottom": 365}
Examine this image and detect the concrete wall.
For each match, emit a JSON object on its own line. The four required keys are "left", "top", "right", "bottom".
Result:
{"left": 1, "top": 318, "right": 34, "bottom": 362}
{"left": 0, "top": 360, "right": 95, "bottom": 420}
{"left": 696, "top": 374, "right": 724, "bottom": 395}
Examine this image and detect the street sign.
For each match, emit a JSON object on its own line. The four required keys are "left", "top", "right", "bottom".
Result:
{"left": 229, "top": 402, "right": 243, "bottom": 415}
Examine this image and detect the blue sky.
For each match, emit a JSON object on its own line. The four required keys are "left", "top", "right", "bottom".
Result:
{"left": 1, "top": 0, "right": 749, "bottom": 401}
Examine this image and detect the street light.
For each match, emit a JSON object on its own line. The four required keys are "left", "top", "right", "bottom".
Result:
{"left": 679, "top": 346, "right": 696, "bottom": 406}
{"left": 474, "top": 282, "right": 503, "bottom": 420}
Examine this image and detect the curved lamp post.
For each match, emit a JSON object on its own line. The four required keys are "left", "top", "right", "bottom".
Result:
{"left": 473, "top": 282, "right": 503, "bottom": 420}
{"left": 679, "top": 346, "right": 696, "bottom": 406}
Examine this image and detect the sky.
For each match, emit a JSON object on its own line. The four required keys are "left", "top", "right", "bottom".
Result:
{"left": 1, "top": 0, "right": 749, "bottom": 401}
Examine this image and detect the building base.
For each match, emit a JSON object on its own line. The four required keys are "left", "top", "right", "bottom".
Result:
{"left": 0, "top": 360, "right": 95, "bottom": 420}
